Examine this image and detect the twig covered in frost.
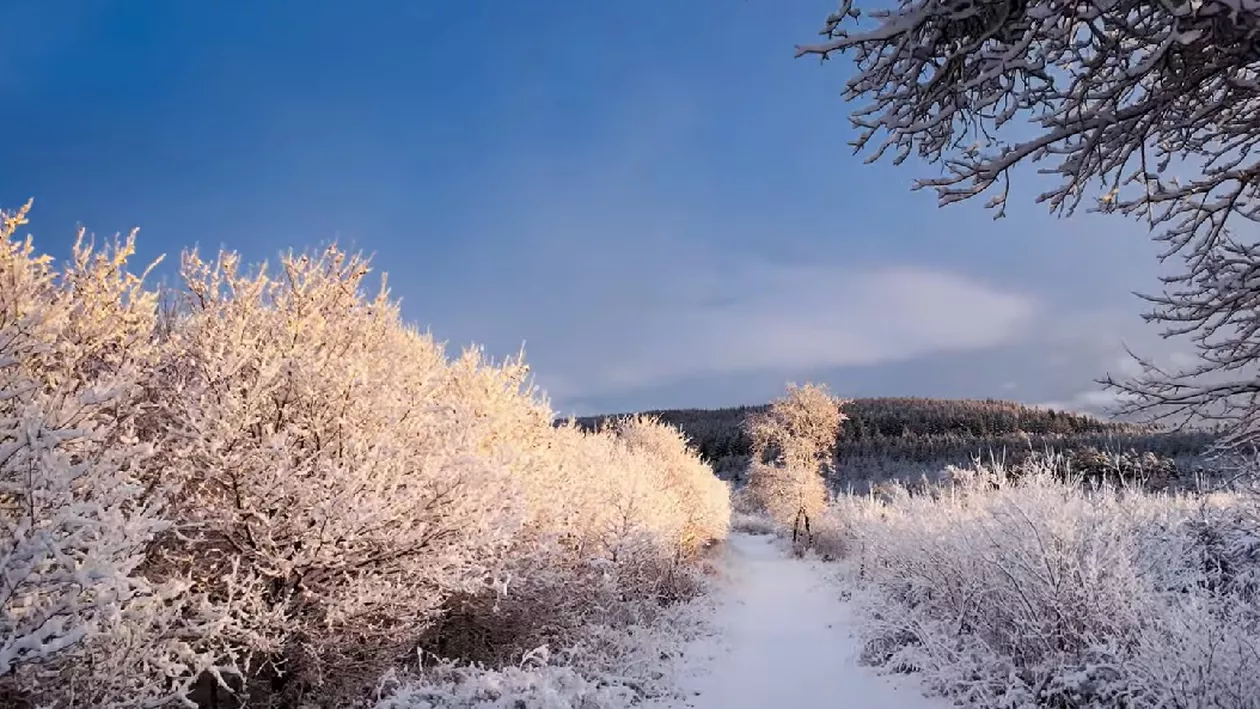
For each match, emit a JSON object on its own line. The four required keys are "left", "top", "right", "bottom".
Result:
{"left": 0, "top": 202, "right": 249, "bottom": 707}
{"left": 799, "top": 0, "right": 1260, "bottom": 451}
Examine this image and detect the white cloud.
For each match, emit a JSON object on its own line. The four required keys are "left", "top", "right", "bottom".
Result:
{"left": 394, "top": 75, "right": 1162, "bottom": 412}
{"left": 527, "top": 258, "right": 1037, "bottom": 399}
{"left": 1034, "top": 389, "right": 1136, "bottom": 417}
{"left": 1024, "top": 306, "right": 1204, "bottom": 419}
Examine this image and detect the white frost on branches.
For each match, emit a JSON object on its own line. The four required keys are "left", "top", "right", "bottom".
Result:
{"left": 0, "top": 203, "right": 236, "bottom": 707}
{"left": 744, "top": 384, "right": 848, "bottom": 543}
{"left": 0, "top": 202, "right": 733, "bottom": 707}
{"left": 149, "top": 247, "right": 529, "bottom": 703}
{"left": 0, "top": 200, "right": 163, "bottom": 674}
{"left": 799, "top": 0, "right": 1260, "bottom": 450}
{"left": 823, "top": 459, "right": 1260, "bottom": 708}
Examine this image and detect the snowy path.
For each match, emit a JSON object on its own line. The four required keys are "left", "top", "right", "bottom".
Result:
{"left": 658, "top": 533, "right": 952, "bottom": 709}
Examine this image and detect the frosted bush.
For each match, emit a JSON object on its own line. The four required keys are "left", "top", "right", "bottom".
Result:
{"left": 0, "top": 205, "right": 257, "bottom": 707}
{"left": 150, "top": 247, "right": 726, "bottom": 704}
{"left": 828, "top": 458, "right": 1260, "bottom": 708}
{"left": 1, "top": 207, "right": 732, "bottom": 707}
{"left": 730, "top": 513, "right": 776, "bottom": 536}
{"left": 434, "top": 416, "right": 728, "bottom": 667}
{"left": 373, "top": 586, "right": 712, "bottom": 709}
{"left": 143, "top": 247, "right": 527, "bottom": 705}
{"left": 607, "top": 415, "right": 731, "bottom": 559}
{"left": 374, "top": 662, "right": 632, "bottom": 709}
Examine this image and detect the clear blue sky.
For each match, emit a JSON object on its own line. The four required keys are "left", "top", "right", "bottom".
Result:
{"left": 1, "top": 1, "right": 1181, "bottom": 416}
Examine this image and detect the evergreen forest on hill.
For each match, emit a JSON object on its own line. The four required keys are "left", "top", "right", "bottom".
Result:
{"left": 571, "top": 398, "right": 1218, "bottom": 488}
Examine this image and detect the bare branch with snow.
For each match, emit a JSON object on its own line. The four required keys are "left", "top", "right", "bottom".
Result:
{"left": 800, "top": 0, "right": 1260, "bottom": 448}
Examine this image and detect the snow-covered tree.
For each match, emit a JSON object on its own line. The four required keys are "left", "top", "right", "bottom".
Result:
{"left": 1, "top": 206, "right": 732, "bottom": 706}
{"left": 798, "top": 0, "right": 1260, "bottom": 450}
{"left": 744, "top": 383, "right": 848, "bottom": 544}
{"left": 150, "top": 246, "right": 526, "bottom": 705}
{"left": 0, "top": 203, "right": 246, "bottom": 707}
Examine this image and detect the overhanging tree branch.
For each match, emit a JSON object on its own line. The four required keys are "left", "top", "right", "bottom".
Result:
{"left": 799, "top": 0, "right": 1260, "bottom": 449}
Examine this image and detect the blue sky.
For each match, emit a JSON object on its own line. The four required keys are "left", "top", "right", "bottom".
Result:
{"left": 1, "top": 1, "right": 1187, "bottom": 416}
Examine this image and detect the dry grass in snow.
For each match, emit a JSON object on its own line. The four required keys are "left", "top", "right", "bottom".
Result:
{"left": 371, "top": 580, "right": 719, "bottom": 709}
{"left": 821, "top": 458, "right": 1260, "bottom": 708}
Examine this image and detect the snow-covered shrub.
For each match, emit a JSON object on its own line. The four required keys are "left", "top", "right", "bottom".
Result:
{"left": 606, "top": 415, "right": 731, "bottom": 560}
{"left": 829, "top": 457, "right": 1260, "bottom": 708}
{"left": 744, "top": 383, "right": 847, "bottom": 544}
{"left": 730, "top": 513, "right": 776, "bottom": 536}
{"left": 1008, "top": 447, "right": 1185, "bottom": 491}
{"left": 373, "top": 661, "right": 632, "bottom": 709}
{"left": 1, "top": 212, "right": 732, "bottom": 707}
{"left": 430, "top": 415, "right": 727, "bottom": 669}
{"left": 729, "top": 484, "right": 778, "bottom": 536}
{"left": 0, "top": 205, "right": 252, "bottom": 707}
{"left": 148, "top": 247, "right": 732, "bottom": 705}
{"left": 372, "top": 584, "right": 712, "bottom": 709}
{"left": 148, "top": 247, "right": 526, "bottom": 705}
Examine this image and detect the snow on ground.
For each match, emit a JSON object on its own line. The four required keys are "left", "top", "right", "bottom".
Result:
{"left": 652, "top": 532, "right": 952, "bottom": 709}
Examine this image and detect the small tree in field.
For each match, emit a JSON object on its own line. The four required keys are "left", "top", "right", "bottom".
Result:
{"left": 797, "top": 0, "right": 1260, "bottom": 453}
{"left": 744, "top": 384, "right": 848, "bottom": 546}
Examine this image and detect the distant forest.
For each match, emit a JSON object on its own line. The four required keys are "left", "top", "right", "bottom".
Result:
{"left": 570, "top": 398, "right": 1218, "bottom": 487}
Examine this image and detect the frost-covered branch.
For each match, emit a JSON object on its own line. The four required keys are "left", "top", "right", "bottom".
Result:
{"left": 824, "top": 461, "right": 1260, "bottom": 707}
{"left": 0, "top": 202, "right": 236, "bottom": 707}
{"left": 800, "top": 0, "right": 1260, "bottom": 448}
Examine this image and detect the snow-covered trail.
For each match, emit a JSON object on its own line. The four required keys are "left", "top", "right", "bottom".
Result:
{"left": 659, "top": 532, "right": 951, "bottom": 709}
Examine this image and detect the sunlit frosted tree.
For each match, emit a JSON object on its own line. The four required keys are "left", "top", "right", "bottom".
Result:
{"left": 0, "top": 204, "right": 733, "bottom": 706}
{"left": 745, "top": 383, "right": 848, "bottom": 545}
{"left": 0, "top": 203, "right": 246, "bottom": 707}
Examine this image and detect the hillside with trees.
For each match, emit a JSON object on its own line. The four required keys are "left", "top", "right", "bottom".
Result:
{"left": 572, "top": 397, "right": 1217, "bottom": 487}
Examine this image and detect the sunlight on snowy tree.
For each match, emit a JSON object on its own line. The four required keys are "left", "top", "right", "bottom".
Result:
{"left": 402, "top": 400, "right": 728, "bottom": 670}
{"left": 151, "top": 246, "right": 527, "bottom": 705}
{"left": 607, "top": 415, "right": 731, "bottom": 560}
{"left": 153, "top": 247, "right": 733, "bottom": 706}
{"left": 744, "top": 384, "right": 848, "bottom": 546}
{"left": 0, "top": 203, "right": 242, "bottom": 707}
{"left": 0, "top": 203, "right": 732, "bottom": 707}
{"left": 798, "top": 0, "right": 1260, "bottom": 451}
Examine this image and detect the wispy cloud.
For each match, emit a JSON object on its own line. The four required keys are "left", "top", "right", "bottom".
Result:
{"left": 539, "top": 260, "right": 1036, "bottom": 398}
{"left": 3, "top": 0, "right": 1179, "bottom": 419}
{"left": 1026, "top": 308, "right": 1199, "bottom": 417}
{"left": 428, "top": 220, "right": 1038, "bottom": 403}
